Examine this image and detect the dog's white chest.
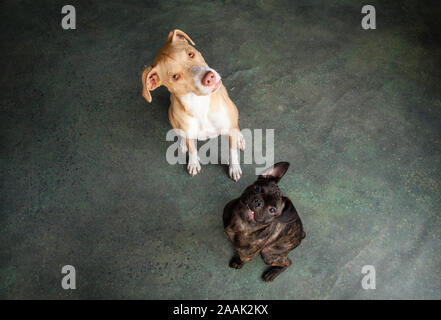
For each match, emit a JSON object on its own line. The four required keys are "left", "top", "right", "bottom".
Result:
{"left": 181, "top": 93, "right": 230, "bottom": 140}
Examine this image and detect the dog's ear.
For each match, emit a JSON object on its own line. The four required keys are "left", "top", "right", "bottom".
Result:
{"left": 141, "top": 65, "right": 161, "bottom": 103}
{"left": 166, "top": 29, "right": 195, "bottom": 46}
{"left": 258, "top": 162, "right": 290, "bottom": 183}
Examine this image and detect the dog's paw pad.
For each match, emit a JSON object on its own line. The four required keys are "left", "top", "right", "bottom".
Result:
{"left": 187, "top": 161, "right": 201, "bottom": 176}
{"left": 229, "top": 164, "right": 242, "bottom": 182}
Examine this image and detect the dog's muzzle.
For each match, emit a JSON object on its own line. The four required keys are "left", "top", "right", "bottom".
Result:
{"left": 191, "top": 66, "right": 222, "bottom": 95}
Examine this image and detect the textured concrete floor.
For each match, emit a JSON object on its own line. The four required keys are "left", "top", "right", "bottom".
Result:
{"left": 1, "top": 0, "right": 441, "bottom": 299}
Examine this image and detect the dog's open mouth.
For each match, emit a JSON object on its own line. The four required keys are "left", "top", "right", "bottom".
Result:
{"left": 211, "top": 80, "right": 222, "bottom": 93}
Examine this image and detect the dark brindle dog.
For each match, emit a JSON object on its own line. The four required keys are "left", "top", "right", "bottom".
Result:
{"left": 223, "top": 162, "right": 306, "bottom": 282}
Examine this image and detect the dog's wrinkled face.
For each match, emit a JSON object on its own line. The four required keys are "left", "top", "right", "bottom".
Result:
{"left": 239, "top": 162, "right": 290, "bottom": 224}
{"left": 142, "top": 29, "right": 222, "bottom": 102}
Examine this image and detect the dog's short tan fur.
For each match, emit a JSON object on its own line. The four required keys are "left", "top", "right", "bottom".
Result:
{"left": 142, "top": 30, "right": 244, "bottom": 181}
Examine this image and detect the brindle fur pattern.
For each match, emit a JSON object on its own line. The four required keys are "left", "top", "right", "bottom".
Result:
{"left": 223, "top": 162, "right": 306, "bottom": 282}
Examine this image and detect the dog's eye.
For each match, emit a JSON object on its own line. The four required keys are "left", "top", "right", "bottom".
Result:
{"left": 269, "top": 207, "right": 276, "bottom": 214}
{"left": 172, "top": 74, "right": 180, "bottom": 80}
{"left": 253, "top": 186, "right": 261, "bottom": 193}
{"left": 188, "top": 52, "right": 194, "bottom": 58}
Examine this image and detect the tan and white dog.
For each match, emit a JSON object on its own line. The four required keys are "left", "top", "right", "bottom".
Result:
{"left": 142, "top": 29, "right": 245, "bottom": 181}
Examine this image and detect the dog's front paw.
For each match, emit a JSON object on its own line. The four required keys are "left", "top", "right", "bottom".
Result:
{"left": 229, "top": 164, "right": 242, "bottom": 182}
{"left": 187, "top": 161, "right": 201, "bottom": 176}
{"left": 237, "top": 132, "right": 245, "bottom": 151}
{"left": 229, "top": 257, "right": 244, "bottom": 269}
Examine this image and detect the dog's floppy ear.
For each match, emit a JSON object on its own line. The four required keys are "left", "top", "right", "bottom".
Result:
{"left": 166, "top": 29, "right": 195, "bottom": 46}
{"left": 258, "top": 162, "right": 290, "bottom": 183}
{"left": 141, "top": 65, "right": 161, "bottom": 103}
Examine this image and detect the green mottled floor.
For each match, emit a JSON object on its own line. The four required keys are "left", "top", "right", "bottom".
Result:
{"left": 1, "top": 0, "right": 440, "bottom": 299}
